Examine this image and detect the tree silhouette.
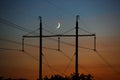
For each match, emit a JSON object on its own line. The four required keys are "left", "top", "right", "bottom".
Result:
{"left": 1, "top": 73, "right": 94, "bottom": 80}
{"left": 42, "top": 73, "right": 94, "bottom": 80}
{"left": 0, "top": 76, "right": 27, "bottom": 80}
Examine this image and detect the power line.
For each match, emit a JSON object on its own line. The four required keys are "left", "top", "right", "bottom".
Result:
{"left": 44, "top": 49, "right": 74, "bottom": 62}
{"left": 24, "top": 28, "right": 39, "bottom": 36}
{"left": 0, "top": 38, "right": 21, "bottom": 45}
{"left": 45, "top": 37, "right": 94, "bottom": 50}
{"left": 43, "top": 52, "right": 73, "bottom": 76}
{"left": 0, "top": 37, "right": 94, "bottom": 60}
{"left": 1, "top": 46, "right": 68, "bottom": 76}
{"left": 79, "top": 17, "right": 94, "bottom": 33}
{"left": 0, "top": 18, "right": 32, "bottom": 33}
{"left": 0, "top": 17, "right": 94, "bottom": 51}
{"left": 42, "top": 54, "right": 55, "bottom": 75}
{"left": 0, "top": 47, "right": 64, "bottom": 75}
{"left": 95, "top": 51, "right": 120, "bottom": 74}
{"left": 43, "top": 53, "right": 65, "bottom": 76}
{"left": 44, "top": 0, "right": 94, "bottom": 36}
{"left": 63, "top": 53, "right": 75, "bottom": 74}
{"left": 42, "top": 20, "right": 92, "bottom": 36}
{"left": 44, "top": 0, "right": 75, "bottom": 16}
{"left": 78, "top": 65, "right": 90, "bottom": 73}
{"left": 43, "top": 46, "right": 58, "bottom": 51}
{"left": 61, "top": 27, "right": 75, "bottom": 35}
{"left": 0, "top": 37, "right": 60, "bottom": 51}
{"left": 0, "top": 48, "right": 21, "bottom": 51}
{"left": 0, "top": 38, "right": 39, "bottom": 48}
{"left": 0, "top": 14, "right": 93, "bottom": 37}
{"left": 58, "top": 50, "right": 73, "bottom": 60}
{"left": 0, "top": 47, "right": 39, "bottom": 62}
{"left": 43, "top": 28, "right": 55, "bottom": 35}
{"left": 0, "top": 38, "right": 93, "bottom": 75}
{"left": 0, "top": 16, "right": 96, "bottom": 79}
{"left": 22, "top": 51, "right": 39, "bottom": 61}
{"left": 78, "top": 27, "right": 93, "bottom": 34}
{"left": 0, "top": 18, "right": 41, "bottom": 38}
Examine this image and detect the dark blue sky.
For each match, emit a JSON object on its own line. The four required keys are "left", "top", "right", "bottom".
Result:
{"left": 0, "top": 0, "right": 120, "bottom": 37}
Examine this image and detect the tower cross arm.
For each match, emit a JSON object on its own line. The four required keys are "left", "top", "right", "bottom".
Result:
{"left": 23, "top": 34, "right": 95, "bottom": 38}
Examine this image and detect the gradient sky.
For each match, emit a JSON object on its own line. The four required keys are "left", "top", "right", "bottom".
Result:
{"left": 0, "top": 0, "right": 120, "bottom": 80}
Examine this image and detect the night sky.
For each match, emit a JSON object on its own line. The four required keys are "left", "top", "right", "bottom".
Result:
{"left": 0, "top": 0, "right": 120, "bottom": 80}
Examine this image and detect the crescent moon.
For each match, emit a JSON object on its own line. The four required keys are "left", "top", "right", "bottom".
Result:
{"left": 57, "top": 22, "right": 60, "bottom": 29}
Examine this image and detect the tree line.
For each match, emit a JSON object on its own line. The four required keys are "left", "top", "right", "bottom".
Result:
{"left": 0, "top": 73, "right": 95, "bottom": 80}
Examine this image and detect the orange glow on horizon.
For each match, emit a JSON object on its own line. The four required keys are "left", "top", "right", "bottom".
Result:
{"left": 0, "top": 37, "right": 120, "bottom": 80}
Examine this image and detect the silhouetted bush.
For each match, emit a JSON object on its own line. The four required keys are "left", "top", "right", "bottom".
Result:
{"left": 1, "top": 73, "right": 94, "bottom": 80}
{"left": 0, "top": 76, "right": 27, "bottom": 80}
{"left": 42, "top": 73, "right": 94, "bottom": 80}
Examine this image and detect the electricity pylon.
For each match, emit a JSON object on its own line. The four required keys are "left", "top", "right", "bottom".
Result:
{"left": 22, "top": 15, "right": 96, "bottom": 80}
